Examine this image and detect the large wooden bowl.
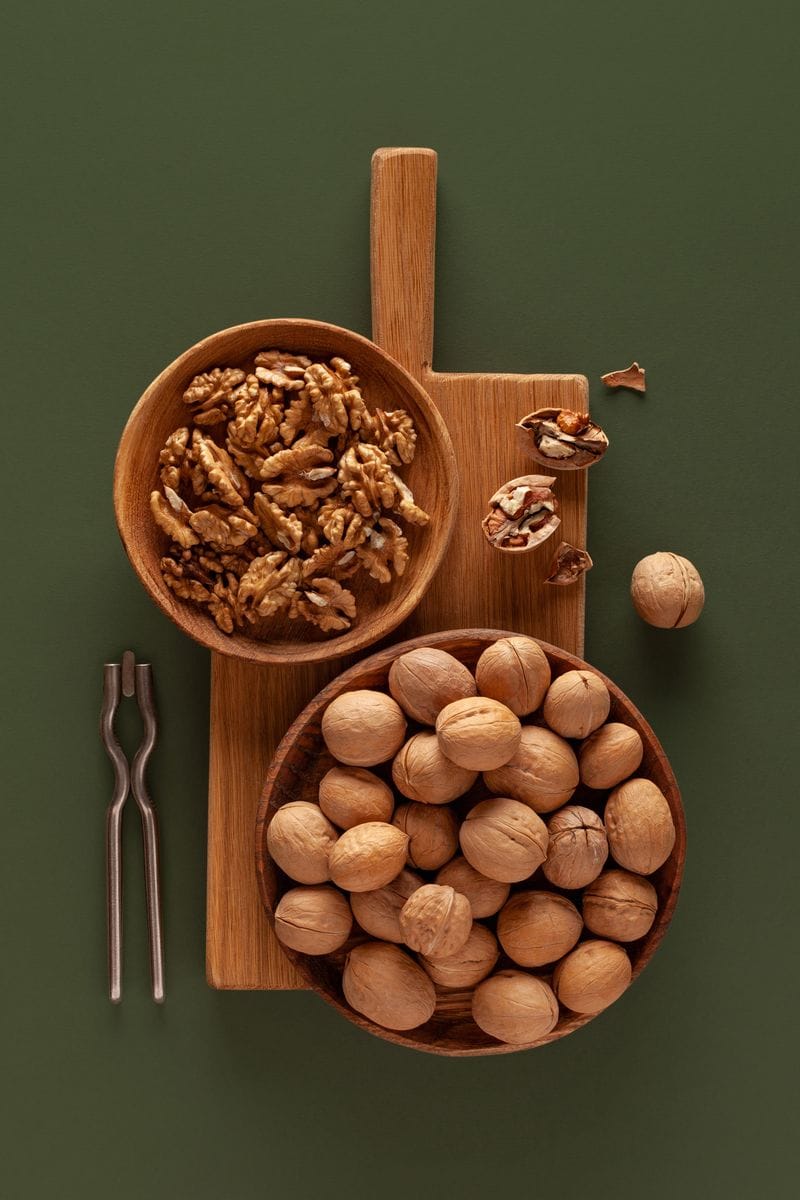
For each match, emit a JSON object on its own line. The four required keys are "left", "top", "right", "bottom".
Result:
{"left": 256, "top": 629, "right": 686, "bottom": 1056}
{"left": 114, "top": 319, "right": 457, "bottom": 664}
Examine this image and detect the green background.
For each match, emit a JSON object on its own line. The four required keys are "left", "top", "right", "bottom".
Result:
{"left": 3, "top": 1, "right": 798, "bottom": 1196}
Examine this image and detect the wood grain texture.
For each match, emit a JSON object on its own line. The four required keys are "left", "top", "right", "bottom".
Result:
{"left": 255, "top": 630, "right": 685, "bottom": 1055}
{"left": 207, "top": 147, "right": 590, "bottom": 989}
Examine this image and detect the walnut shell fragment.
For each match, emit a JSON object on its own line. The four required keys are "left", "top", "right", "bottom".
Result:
{"left": 601, "top": 361, "right": 646, "bottom": 392}
{"left": 516, "top": 408, "right": 609, "bottom": 470}
{"left": 481, "top": 475, "right": 560, "bottom": 553}
{"left": 546, "top": 541, "right": 593, "bottom": 586}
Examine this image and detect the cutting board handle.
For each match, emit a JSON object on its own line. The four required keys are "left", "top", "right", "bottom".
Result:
{"left": 370, "top": 147, "right": 437, "bottom": 379}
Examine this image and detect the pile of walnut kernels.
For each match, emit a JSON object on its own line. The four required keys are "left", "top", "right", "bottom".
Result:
{"left": 150, "top": 351, "right": 429, "bottom": 636}
{"left": 267, "top": 638, "right": 677, "bottom": 1045}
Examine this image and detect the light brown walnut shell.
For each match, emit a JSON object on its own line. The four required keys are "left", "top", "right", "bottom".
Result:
{"left": 388, "top": 647, "right": 477, "bottom": 725}
{"left": 399, "top": 884, "right": 472, "bottom": 958}
{"left": 553, "top": 940, "right": 632, "bottom": 1015}
{"left": 321, "top": 690, "right": 407, "bottom": 766}
{"left": 273, "top": 885, "right": 352, "bottom": 955}
{"left": 392, "top": 732, "right": 478, "bottom": 805}
{"left": 482, "top": 475, "right": 560, "bottom": 553}
{"left": 327, "top": 822, "right": 409, "bottom": 892}
{"left": 435, "top": 857, "right": 510, "bottom": 918}
{"left": 472, "top": 970, "right": 559, "bottom": 1045}
{"left": 543, "top": 670, "right": 611, "bottom": 739}
{"left": 631, "top": 552, "right": 705, "bottom": 629}
{"left": 459, "top": 798, "right": 548, "bottom": 883}
{"left": 583, "top": 869, "right": 658, "bottom": 942}
{"left": 484, "top": 725, "right": 578, "bottom": 813}
{"left": 543, "top": 805, "right": 609, "bottom": 890}
{"left": 349, "top": 869, "right": 423, "bottom": 942}
{"left": 516, "top": 407, "right": 608, "bottom": 470}
{"left": 266, "top": 801, "right": 338, "bottom": 885}
{"left": 436, "top": 697, "right": 521, "bottom": 771}
{"left": 420, "top": 923, "right": 499, "bottom": 989}
{"left": 392, "top": 802, "right": 459, "bottom": 871}
{"left": 343, "top": 941, "right": 436, "bottom": 1031}
{"left": 497, "top": 891, "right": 582, "bottom": 967}
{"left": 318, "top": 766, "right": 394, "bottom": 829}
{"left": 579, "top": 722, "right": 644, "bottom": 790}
{"left": 475, "top": 636, "right": 551, "bottom": 717}
{"left": 604, "top": 778, "right": 676, "bottom": 874}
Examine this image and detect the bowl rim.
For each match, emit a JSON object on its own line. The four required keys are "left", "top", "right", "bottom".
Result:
{"left": 255, "top": 627, "right": 687, "bottom": 1057}
{"left": 113, "top": 317, "right": 458, "bottom": 664}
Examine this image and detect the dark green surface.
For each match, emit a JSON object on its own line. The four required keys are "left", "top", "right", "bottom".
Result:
{"left": 3, "top": 1, "right": 798, "bottom": 1196}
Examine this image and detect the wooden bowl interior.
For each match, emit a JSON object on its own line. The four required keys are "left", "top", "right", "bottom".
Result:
{"left": 256, "top": 629, "right": 686, "bottom": 1057}
{"left": 114, "top": 319, "right": 456, "bottom": 664}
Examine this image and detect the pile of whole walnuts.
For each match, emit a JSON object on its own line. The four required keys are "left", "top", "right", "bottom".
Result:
{"left": 266, "top": 636, "right": 677, "bottom": 1045}
{"left": 150, "top": 350, "right": 429, "bottom": 637}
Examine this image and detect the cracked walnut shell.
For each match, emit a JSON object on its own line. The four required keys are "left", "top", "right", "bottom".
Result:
{"left": 274, "top": 885, "right": 352, "bottom": 955}
{"left": 343, "top": 941, "right": 436, "bottom": 1031}
{"left": 399, "top": 884, "right": 472, "bottom": 958}
{"left": 482, "top": 475, "right": 560, "bottom": 553}
{"left": 472, "top": 971, "right": 559, "bottom": 1045}
{"left": 436, "top": 697, "right": 521, "bottom": 772}
{"left": 516, "top": 408, "right": 608, "bottom": 470}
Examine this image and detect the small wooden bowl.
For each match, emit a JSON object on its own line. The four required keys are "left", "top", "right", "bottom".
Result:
{"left": 114, "top": 319, "right": 457, "bottom": 664}
{"left": 256, "top": 629, "right": 686, "bottom": 1056}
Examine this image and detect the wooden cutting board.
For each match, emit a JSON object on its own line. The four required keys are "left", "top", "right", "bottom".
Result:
{"left": 206, "top": 148, "right": 589, "bottom": 990}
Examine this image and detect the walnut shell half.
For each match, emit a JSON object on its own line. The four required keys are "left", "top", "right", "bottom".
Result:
{"left": 481, "top": 475, "right": 560, "bottom": 553}
{"left": 516, "top": 408, "right": 608, "bottom": 470}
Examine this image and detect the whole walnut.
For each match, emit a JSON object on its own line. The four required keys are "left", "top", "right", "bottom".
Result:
{"left": 543, "top": 670, "right": 610, "bottom": 739}
{"left": 436, "top": 697, "right": 522, "bottom": 771}
{"left": 474, "top": 636, "right": 551, "bottom": 716}
{"left": 274, "top": 885, "right": 352, "bottom": 955}
{"left": 392, "top": 732, "right": 477, "bottom": 805}
{"left": 579, "top": 722, "right": 643, "bottom": 790}
{"left": 484, "top": 725, "right": 578, "bottom": 813}
{"left": 349, "top": 869, "right": 423, "bottom": 942}
{"left": 343, "top": 941, "right": 436, "bottom": 1031}
{"left": 318, "top": 765, "right": 394, "bottom": 829}
{"left": 328, "top": 821, "right": 409, "bottom": 892}
{"left": 497, "top": 891, "right": 582, "bottom": 967}
{"left": 388, "top": 647, "right": 477, "bottom": 724}
{"left": 583, "top": 869, "right": 658, "bottom": 942}
{"left": 399, "top": 884, "right": 472, "bottom": 958}
{"left": 472, "top": 970, "right": 560, "bottom": 1045}
{"left": 321, "top": 689, "right": 407, "bottom": 766}
{"left": 553, "top": 939, "right": 632, "bottom": 1014}
{"left": 266, "top": 801, "right": 338, "bottom": 884}
{"left": 542, "top": 805, "right": 609, "bottom": 889}
{"left": 604, "top": 778, "right": 676, "bottom": 874}
{"left": 435, "top": 856, "right": 510, "bottom": 918}
{"left": 393, "top": 802, "right": 459, "bottom": 871}
{"left": 419, "top": 923, "right": 499, "bottom": 988}
{"left": 631, "top": 552, "right": 705, "bottom": 628}
{"left": 459, "top": 797, "right": 548, "bottom": 883}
